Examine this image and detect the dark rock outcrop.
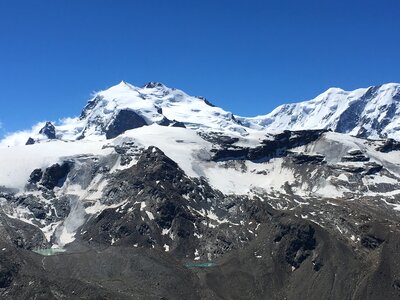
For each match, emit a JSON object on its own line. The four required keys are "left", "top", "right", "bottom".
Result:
{"left": 335, "top": 86, "right": 378, "bottom": 136}
{"left": 342, "top": 154, "right": 370, "bottom": 162}
{"left": 25, "top": 137, "right": 35, "bottom": 145}
{"left": 290, "top": 152, "right": 325, "bottom": 164}
{"left": 105, "top": 109, "right": 147, "bottom": 139}
{"left": 342, "top": 149, "right": 370, "bottom": 162}
{"left": 15, "top": 195, "right": 46, "bottom": 220}
{"left": 361, "top": 234, "right": 384, "bottom": 249}
{"left": 200, "top": 132, "right": 239, "bottom": 146}
{"left": 39, "top": 122, "right": 56, "bottom": 139}
{"left": 0, "top": 213, "right": 48, "bottom": 250}
{"left": 28, "top": 168, "right": 43, "bottom": 184}
{"left": 197, "top": 96, "right": 216, "bottom": 107}
{"left": 41, "top": 161, "right": 72, "bottom": 189}
{"left": 364, "top": 162, "right": 383, "bottom": 175}
{"left": 211, "top": 129, "right": 328, "bottom": 162}
{"left": 79, "top": 95, "right": 103, "bottom": 119}
{"left": 170, "top": 120, "right": 186, "bottom": 128}
{"left": 377, "top": 138, "right": 400, "bottom": 153}
{"left": 157, "top": 117, "right": 171, "bottom": 126}
{"left": 143, "top": 82, "right": 165, "bottom": 89}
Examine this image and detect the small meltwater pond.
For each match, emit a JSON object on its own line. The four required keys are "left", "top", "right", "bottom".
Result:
{"left": 185, "top": 262, "right": 217, "bottom": 268}
{"left": 32, "top": 248, "right": 66, "bottom": 256}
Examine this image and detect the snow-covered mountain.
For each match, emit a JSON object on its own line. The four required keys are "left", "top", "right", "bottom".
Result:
{"left": 2, "top": 81, "right": 400, "bottom": 148}
{"left": 1, "top": 81, "right": 247, "bottom": 147}
{"left": 1, "top": 81, "right": 400, "bottom": 299}
{"left": 239, "top": 83, "right": 400, "bottom": 140}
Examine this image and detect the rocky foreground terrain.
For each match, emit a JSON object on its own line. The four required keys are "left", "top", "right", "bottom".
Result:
{"left": 0, "top": 82, "right": 400, "bottom": 299}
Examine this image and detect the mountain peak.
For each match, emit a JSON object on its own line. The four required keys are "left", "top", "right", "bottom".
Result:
{"left": 59, "top": 80, "right": 247, "bottom": 141}
{"left": 143, "top": 81, "right": 167, "bottom": 89}
{"left": 322, "top": 87, "right": 345, "bottom": 95}
{"left": 116, "top": 80, "right": 137, "bottom": 89}
{"left": 115, "top": 80, "right": 137, "bottom": 89}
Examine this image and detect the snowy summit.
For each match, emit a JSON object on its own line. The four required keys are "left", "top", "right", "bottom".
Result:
{"left": 2, "top": 81, "right": 400, "bottom": 147}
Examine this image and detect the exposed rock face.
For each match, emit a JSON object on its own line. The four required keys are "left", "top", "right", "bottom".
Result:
{"left": 79, "top": 95, "right": 103, "bottom": 119}
{"left": 28, "top": 168, "right": 43, "bottom": 184}
{"left": 361, "top": 234, "right": 384, "bottom": 249}
{"left": 364, "top": 162, "right": 383, "bottom": 175}
{"left": 105, "top": 109, "right": 147, "bottom": 139}
{"left": 341, "top": 154, "right": 370, "bottom": 162}
{"left": 0, "top": 212, "right": 48, "bottom": 250}
{"left": 39, "top": 121, "right": 56, "bottom": 139}
{"left": 289, "top": 152, "right": 325, "bottom": 164}
{"left": 157, "top": 116, "right": 171, "bottom": 126}
{"left": 143, "top": 82, "right": 165, "bottom": 89}
{"left": 335, "top": 86, "right": 377, "bottom": 134}
{"left": 40, "top": 161, "right": 72, "bottom": 189}
{"left": 81, "top": 147, "right": 244, "bottom": 259}
{"left": 25, "top": 137, "right": 35, "bottom": 145}
{"left": 211, "top": 129, "right": 328, "bottom": 161}
{"left": 16, "top": 195, "right": 47, "bottom": 220}
{"left": 170, "top": 120, "right": 186, "bottom": 128}
{"left": 377, "top": 138, "right": 400, "bottom": 152}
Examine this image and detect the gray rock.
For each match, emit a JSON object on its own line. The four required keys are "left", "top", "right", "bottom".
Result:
{"left": 25, "top": 137, "right": 35, "bottom": 145}
{"left": 106, "top": 109, "right": 147, "bottom": 139}
{"left": 41, "top": 161, "right": 73, "bottom": 190}
{"left": 39, "top": 121, "right": 56, "bottom": 139}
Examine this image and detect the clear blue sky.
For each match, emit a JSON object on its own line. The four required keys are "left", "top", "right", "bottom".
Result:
{"left": 1, "top": 0, "right": 399, "bottom": 137}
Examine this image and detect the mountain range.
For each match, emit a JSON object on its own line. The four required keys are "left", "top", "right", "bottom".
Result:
{"left": 2, "top": 81, "right": 400, "bottom": 147}
{"left": 0, "top": 81, "right": 400, "bottom": 299}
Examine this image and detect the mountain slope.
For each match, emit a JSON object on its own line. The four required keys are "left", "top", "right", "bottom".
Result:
{"left": 0, "top": 81, "right": 400, "bottom": 299}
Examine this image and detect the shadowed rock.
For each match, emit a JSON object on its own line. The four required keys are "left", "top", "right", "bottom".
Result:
{"left": 39, "top": 122, "right": 56, "bottom": 139}
{"left": 377, "top": 138, "right": 400, "bottom": 153}
{"left": 28, "top": 168, "right": 43, "bottom": 184}
{"left": 211, "top": 129, "right": 328, "bottom": 162}
{"left": 41, "top": 161, "right": 72, "bottom": 189}
{"left": 105, "top": 109, "right": 147, "bottom": 139}
{"left": 25, "top": 137, "right": 35, "bottom": 145}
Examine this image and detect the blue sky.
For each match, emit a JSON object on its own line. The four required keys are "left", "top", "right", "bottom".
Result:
{"left": 1, "top": 0, "right": 399, "bottom": 137}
